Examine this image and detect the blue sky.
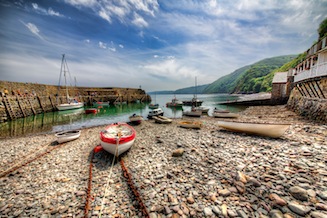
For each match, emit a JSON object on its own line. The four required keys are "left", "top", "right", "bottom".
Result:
{"left": 0, "top": 0, "right": 326, "bottom": 92}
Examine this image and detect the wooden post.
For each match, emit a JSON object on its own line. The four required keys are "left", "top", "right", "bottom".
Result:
{"left": 28, "top": 98, "right": 37, "bottom": 115}
{"left": 49, "top": 96, "right": 55, "bottom": 110}
{"left": 37, "top": 96, "right": 45, "bottom": 112}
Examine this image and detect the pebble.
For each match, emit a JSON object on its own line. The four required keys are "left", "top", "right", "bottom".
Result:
{"left": 0, "top": 105, "right": 326, "bottom": 217}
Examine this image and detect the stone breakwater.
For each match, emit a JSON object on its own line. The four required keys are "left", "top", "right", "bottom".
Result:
{"left": 0, "top": 105, "right": 326, "bottom": 218}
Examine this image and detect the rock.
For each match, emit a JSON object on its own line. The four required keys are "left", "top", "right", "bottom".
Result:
{"left": 269, "top": 193, "right": 287, "bottom": 206}
{"left": 289, "top": 186, "right": 309, "bottom": 201}
{"left": 203, "top": 207, "right": 213, "bottom": 217}
{"left": 288, "top": 201, "right": 311, "bottom": 216}
{"left": 236, "top": 171, "right": 248, "bottom": 183}
{"left": 269, "top": 209, "right": 283, "bottom": 218}
{"left": 311, "top": 211, "right": 327, "bottom": 218}
{"left": 317, "top": 190, "right": 327, "bottom": 200}
{"left": 218, "top": 189, "right": 231, "bottom": 197}
{"left": 186, "top": 196, "right": 195, "bottom": 204}
{"left": 172, "top": 148, "right": 184, "bottom": 157}
{"left": 247, "top": 177, "right": 261, "bottom": 187}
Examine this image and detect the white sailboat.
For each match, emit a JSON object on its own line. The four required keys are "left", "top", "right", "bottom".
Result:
{"left": 56, "top": 54, "right": 84, "bottom": 111}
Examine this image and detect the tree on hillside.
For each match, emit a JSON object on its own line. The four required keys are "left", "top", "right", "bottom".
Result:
{"left": 318, "top": 18, "right": 327, "bottom": 40}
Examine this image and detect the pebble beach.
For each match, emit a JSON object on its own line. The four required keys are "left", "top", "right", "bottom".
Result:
{"left": 0, "top": 105, "right": 326, "bottom": 218}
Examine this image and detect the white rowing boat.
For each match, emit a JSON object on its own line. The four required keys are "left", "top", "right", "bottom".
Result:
{"left": 217, "top": 121, "right": 290, "bottom": 138}
{"left": 55, "top": 130, "right": 81, "bottom": 144}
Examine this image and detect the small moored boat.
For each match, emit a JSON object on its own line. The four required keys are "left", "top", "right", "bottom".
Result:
{"left": 149, "top": 103, "right": 159, "bottom": 109}
{"left": 217, "top": 121, "right": 290, "bottom": 138}
{"left": 148, "top": 108, "right": 164, "bottom": 119}
{"left": 153, "top": 115, "right": 172, "bottom": 124}
{"left": 166, "top": 97, "right": 183, "bottom": 107}
{"left": 100, "top": 123, "right": 136, "bottom": 156}
{"left": 129, "top": 114, "right": 143, "bottom": 124}
{"left": 179, "top": 120, "right": 202, "bottom": 129}
{"left": 183, "top": 107, "right": 202, "bottom": 117}
{"left": 55, "top": 130, "right": 81, "bottom": 144}
{"left": 85, "top": 108, "right": 98, "bottom": 114}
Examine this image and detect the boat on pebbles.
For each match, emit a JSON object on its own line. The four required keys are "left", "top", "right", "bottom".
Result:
{"left": 153, "top": 115, "right": 172, "bottom": 124}
{"left": 55, "top": 130, "right": 81, "bottom": 144}
{"left": 217, "top": 121, "right": 290, "bottom": 138}
{"left": 100, "top": 123, "right": 136, "bottom": 156}
{"left": 129, "top": 114, "right": 144, "bottom": 124}
{"left": 179, "top": 120, "right": 202, "bottom": 129}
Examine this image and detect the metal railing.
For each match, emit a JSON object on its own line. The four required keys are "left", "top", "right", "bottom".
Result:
{"left": 294, "top": 62, "right": 327, "bottom": 83}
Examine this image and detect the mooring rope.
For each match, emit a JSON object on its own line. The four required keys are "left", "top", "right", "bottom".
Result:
{"left": 98, "top": 133, "right": 121, "bottom": 218}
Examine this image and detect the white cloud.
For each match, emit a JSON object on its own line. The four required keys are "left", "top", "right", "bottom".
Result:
{"left": 64, "top": 0, "right": 159, "bottom": 28}
{"left": 132, "top": 12, "right": 148, "bottom": 28}
{"left": 22, "top": 22, "right": 44, "bottom": 40}
{"left": 98, "top": 41, "right": 106, "bottom": 49}
{"left": 31, "top": 3, "right": 64, "bottom": 17}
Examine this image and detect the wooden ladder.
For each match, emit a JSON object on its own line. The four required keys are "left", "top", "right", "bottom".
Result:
{"left": 17, "top": 96, "right": 26, "bottom": 117}
{"left": 3, "top": 96, "right": 16, "bottom": 120}
{"left": 28, "top": 98, "right": 37, "bottom": 115}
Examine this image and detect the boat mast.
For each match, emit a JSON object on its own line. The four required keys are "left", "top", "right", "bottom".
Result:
{"left": 63, "top": 55, "right": 69, "bottom": 100}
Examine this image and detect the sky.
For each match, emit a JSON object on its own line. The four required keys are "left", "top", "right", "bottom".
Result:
{"left": 0, "top": 0, "right": 326, "bottom": 92}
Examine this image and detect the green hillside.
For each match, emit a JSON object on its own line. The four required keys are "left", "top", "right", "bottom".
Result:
{"left": 203, "top": 55, "right": 297, "bottom": 94}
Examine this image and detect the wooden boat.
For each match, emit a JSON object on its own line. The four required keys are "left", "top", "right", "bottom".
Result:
{"left": 153, "top": 115, "right": 172, "bottom": 124}
{"left": 56, "top": 54, "right": 84, "bottom": 111}
{"left": 148, "top": 108, "right": 164, "bottom": 118}
{"left": 85, "top": 108, "right": 98, "bottom": 114}
{"left": 217, "top": 121, "right": 290, "bottom": 138}
{"left": 129, "top": 114, "right": 143, "bottom": 124}
{"left": 213, "top": 111, "right": 239, "bottom": 118}
{"left": 183, "top": 107, "right": 202, "bottom": 117}
{"left": 100, "top": 123, "right": 136, "bottom": 156}
{"left": 55, "top": 130, "right": 81, "bottom": 144}
{"left": 179, "top": 120, "right": 202, "bottom": 129}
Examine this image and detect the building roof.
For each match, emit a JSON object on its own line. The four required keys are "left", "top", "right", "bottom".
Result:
{"left": 272, "top": 72, "right": 288, "bottom": 84}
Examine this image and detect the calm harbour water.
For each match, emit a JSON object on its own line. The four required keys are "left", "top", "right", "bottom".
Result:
{"left": 0, "top": 94, "right": 246, "bottom": 138}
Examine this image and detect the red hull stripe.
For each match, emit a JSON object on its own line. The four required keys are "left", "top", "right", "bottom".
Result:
{"left": 100, "top": 123, "right": 136, "bottom": 144}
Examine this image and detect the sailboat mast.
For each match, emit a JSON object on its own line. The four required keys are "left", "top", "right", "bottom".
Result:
{"left": 63, "top": 55, "right": 69, "bottom": 100}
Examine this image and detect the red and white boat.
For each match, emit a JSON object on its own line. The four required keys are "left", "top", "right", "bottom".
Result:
{"left": 100, "top": 123, "right": 136, "bottom": 156}
{"left": 85, "top": 108, "right": 98, "bottom": 114}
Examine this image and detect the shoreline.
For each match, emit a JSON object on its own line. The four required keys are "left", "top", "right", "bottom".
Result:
{"left": 0, "top": 105, "right": 326, "bottom": 217}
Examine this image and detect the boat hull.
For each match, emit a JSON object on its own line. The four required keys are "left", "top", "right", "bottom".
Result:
{"left": 55, "top": 130, "right": 81, "bottom": 144}
{"left": 213, "top": 112, "right": 239, "bottom": 118}
{"left": 217, "top": 121, "right": 290, "bottom": 138}
{"left": 179, "top": 121, "right": 202, "bottom": 129}
{"left": 183, "top": 110, "right": 202, "bottom": 117}
{"left": 100, "top": 123, "right": 136, "bottom": 156}
{"left": 85, "top": 108, "right": 98, "bottom": 114}
{"left": 57, "top": 102, "right": 84, "bottom": 111}
{"left": 129, "top": 115, "right": 143, "bottom": 124}
{"left": 153, "top": 116, "right": 172, "bottom": 124}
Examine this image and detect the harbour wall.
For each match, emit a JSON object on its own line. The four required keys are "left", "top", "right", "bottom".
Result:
{"left": 287, "top": 77, "right": 327, "bottom": 123}
{"left": 0, "top": 81, "right": 151, "bottom": 122}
